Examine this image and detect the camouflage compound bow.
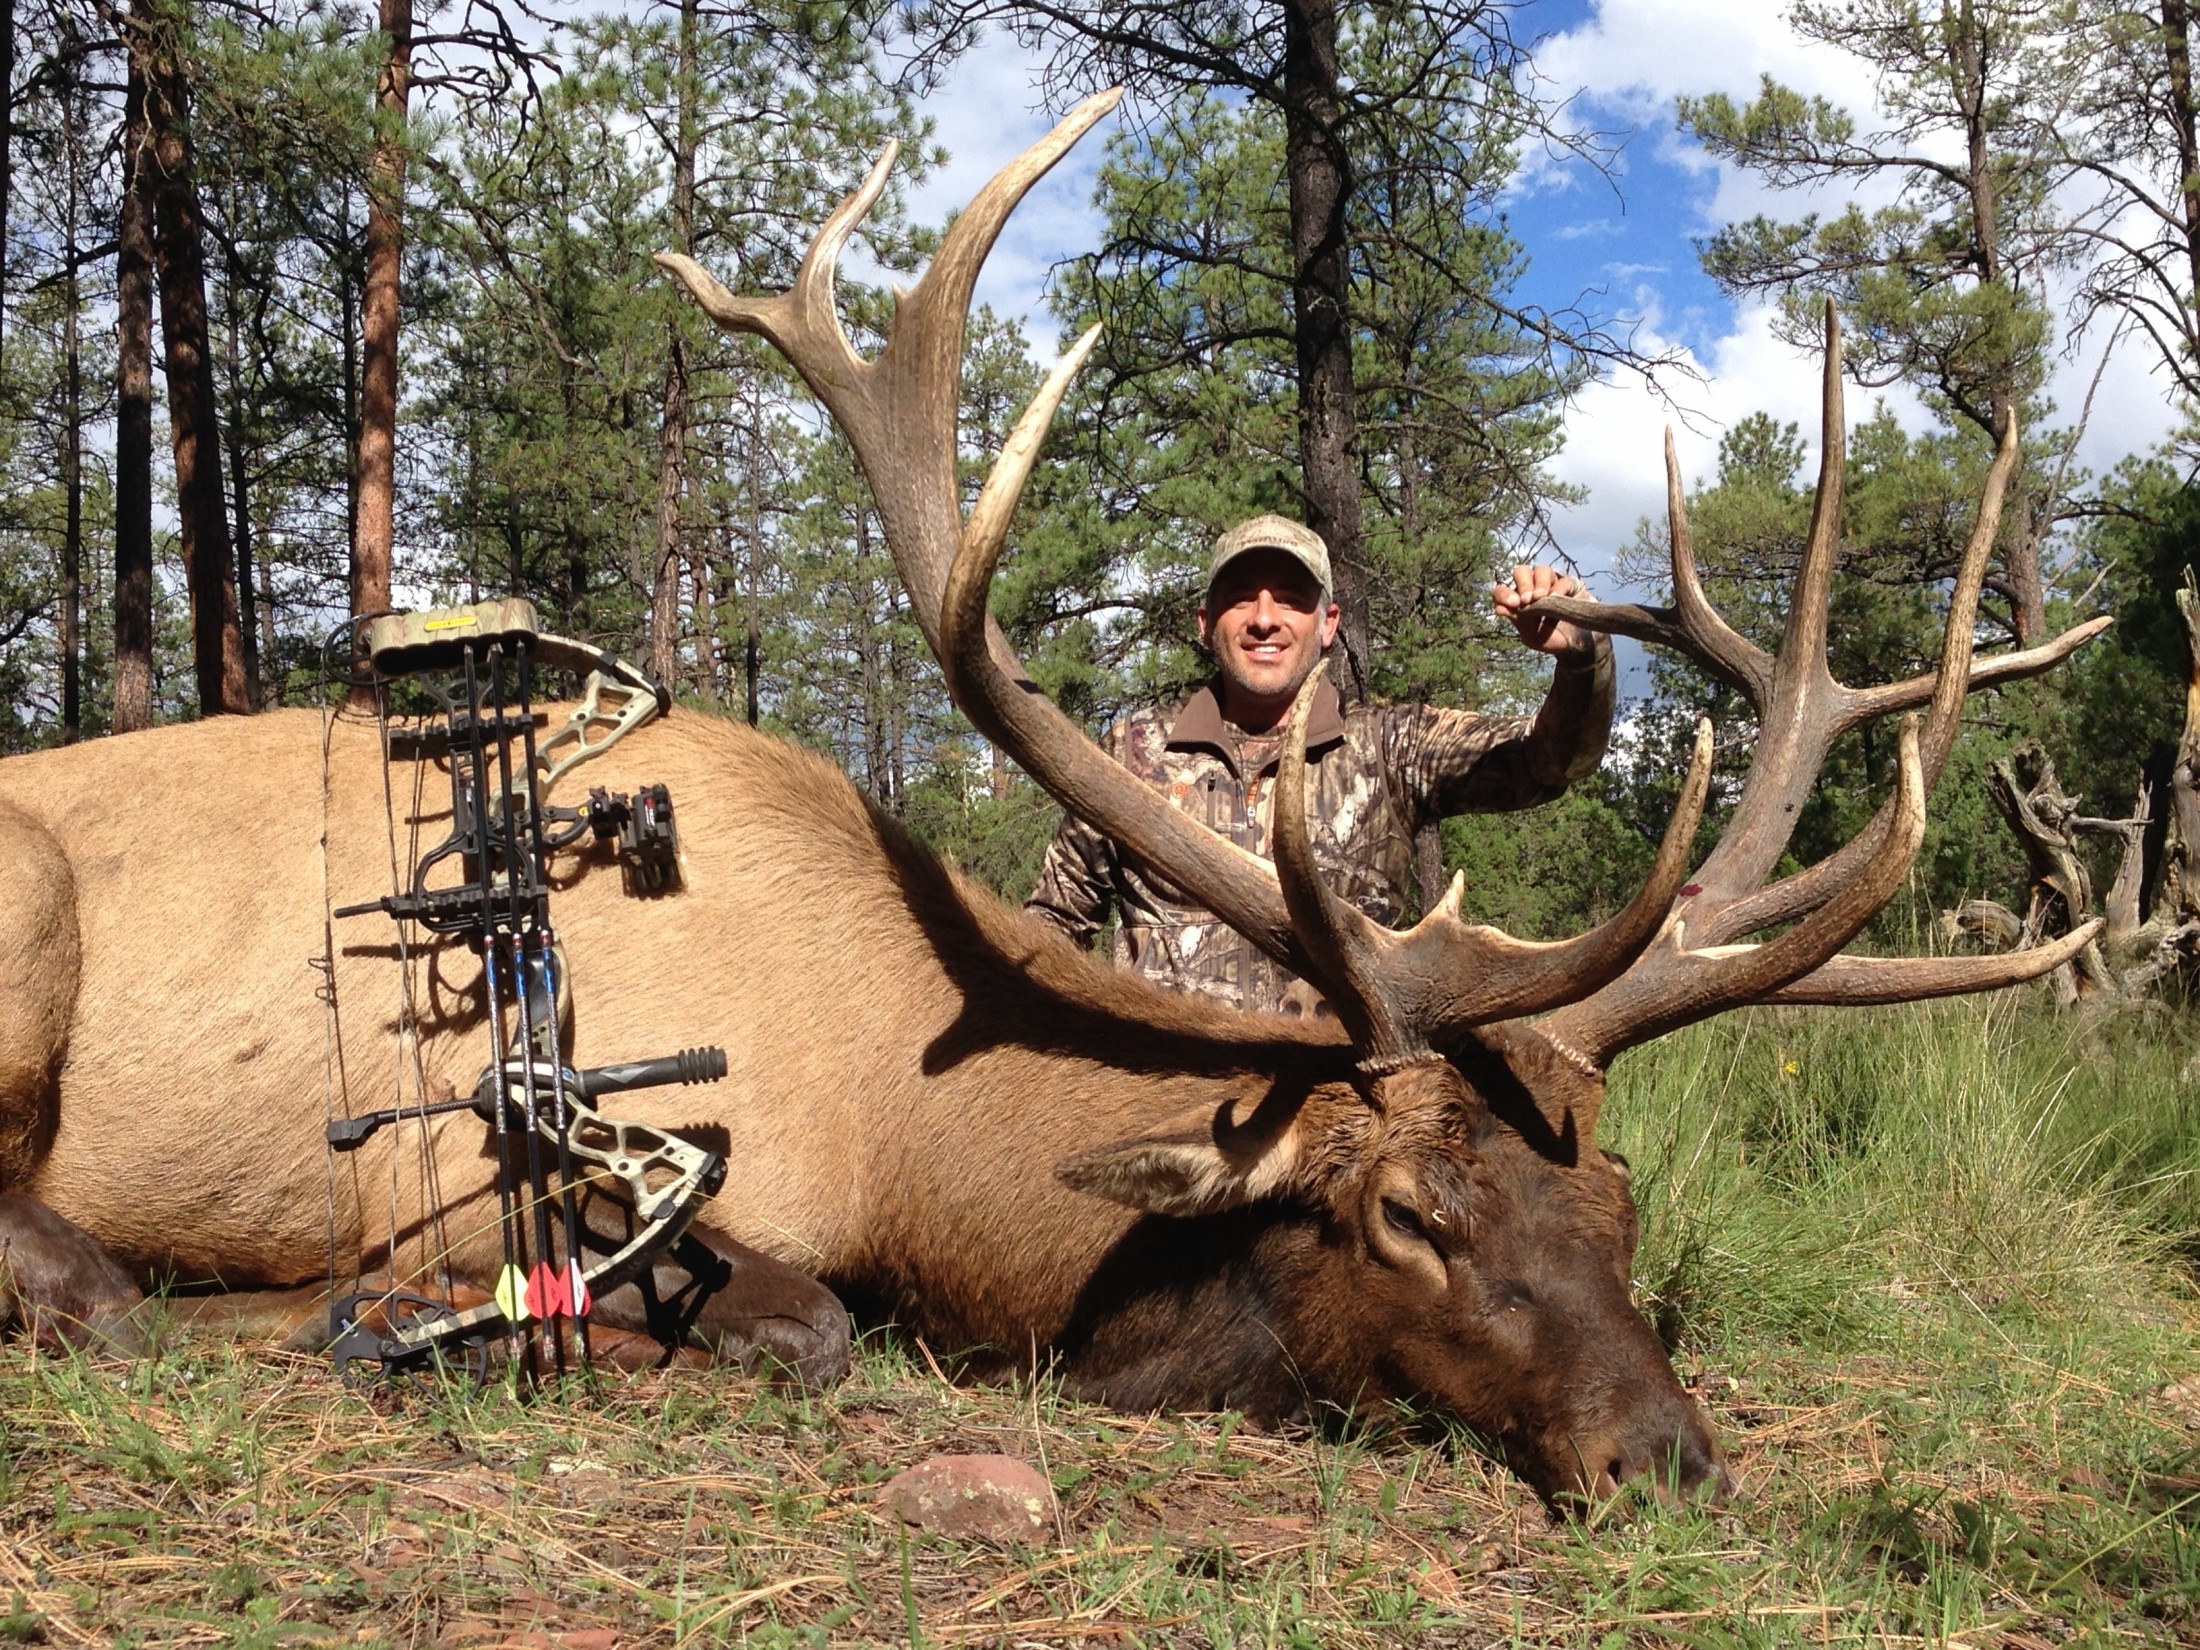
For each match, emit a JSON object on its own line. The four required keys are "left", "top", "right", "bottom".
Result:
{"left": 322, "top": 599, "right": 727, "bottom": 1380}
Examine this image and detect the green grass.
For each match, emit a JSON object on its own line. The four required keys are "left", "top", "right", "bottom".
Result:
{"left": 0, "top": 997, "right": 2195, "bottom": 1646}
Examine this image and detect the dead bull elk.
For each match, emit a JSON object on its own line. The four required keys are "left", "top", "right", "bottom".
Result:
{"left": 0, "top": 93, "right": 2100, "bottom": 1504}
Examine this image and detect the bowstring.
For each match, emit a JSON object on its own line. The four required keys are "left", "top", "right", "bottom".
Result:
{"left": 374, "top": 690, "right": 450, "bottom": 1301}
{"left": 404, "top": 734, "right": 451, "bottom": 1292}
{"left": 319, "top": 688, "right": 370, "bottom": 1327}
{"left": 318, "top": 691, "right": 343, "bottom": 1321}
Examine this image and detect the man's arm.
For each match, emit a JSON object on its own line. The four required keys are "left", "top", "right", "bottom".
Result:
{"left": 1523, "top": 634, "right": 1617, "bottom": 790}
{"left": 1025, "top": 812, "right": 1116, "bottom": 948}
{"left": 1384, "top": 637, "right": 1615, "bottom": 827}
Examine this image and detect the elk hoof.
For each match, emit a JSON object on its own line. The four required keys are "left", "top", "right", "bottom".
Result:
{"left": 701, "top": 1278, "right": 852, "bottom": 1389}
{"left": 0, "top": 1194, "right": 152, "bottom": 1358}
{"left": 677, "top": 1224, "right": 852, "bottom": 1388}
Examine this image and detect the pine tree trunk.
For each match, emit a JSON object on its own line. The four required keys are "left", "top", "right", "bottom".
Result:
{"left": 651, "top": 337, "right": 690, "bottom": 689}
{"left": 342, "top": 255, "right": 361, "bottom": 592}
{"left": 224, "top": 289, "right": 260, "bottom": 706}
{"left": 352, "top": 0, "right": 411, "bottom": 705}
{"left": 1951, "top": 9, "right": 2044, "bottom": 644}
{"left": 0, "top": 0, "right": 15, "bottom": 363}
{"left": 112, "top": 47, "right": 155, "bottom": 735}
{"left": 744, "top": 557, "right": 761, "bottom": 730}
{"left": 141, "top": 0, "right": 246, "bottom": 715}
{"left": 857, "top": 505, "right": 888, "bottom": 802}
{"left": 688, "top": 541, "right": 716, "bottom": 696}
{"left": 61, "top": 209, "right": 82, "bottom": 743}
{"left": 649, "top": 0, "right": 699, "bottom": 692}
{"left": 2165, "top": 1, "right": 2200, "bottom": 377}
{"left": 1281, "top": 0, "right": 1368, "bottom": 702}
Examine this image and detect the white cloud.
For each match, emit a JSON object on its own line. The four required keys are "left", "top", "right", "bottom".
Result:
{"left": 1536, "top": 0, "right": 2183, "bottom": 591}
{"left": 1538, "top": 0, "right": 1882, "bottom": 122}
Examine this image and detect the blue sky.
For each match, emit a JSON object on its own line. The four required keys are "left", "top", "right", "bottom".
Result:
{"left": 887, "top": 0, "right": 2187, "bottom": 609}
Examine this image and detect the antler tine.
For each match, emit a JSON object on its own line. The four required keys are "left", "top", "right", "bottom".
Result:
{"left": 876, "top": 88, "right": 1124, "bottom": 646}
{"left": 1762, "top": 919, "right": 2103, "bottom": 1004}
{"left": 1271, "top": 664, "right": 1419, "bottom": 1063}
{"left": 1552, "top": 714, "right": 1929, "bottom": 1062}
{"left": 1665, "top": 429, "right": 1774, "bottom": 702}
{"left": 1412, "top": 714, "right": 1716, "bottom": 1033}
{"left": 1512, "top": 434, "right": 1771, "bottom": 702}
{"left": 660, "top": 91, "right": 1125, "bottom": 663}
{"left": 652, "top": 141, "right": 893, "bottom": 409}
{"left": 1277, "top": 698, "right": 1719, "bottom": 1047}
{"left": 1705, "top": 408, "right": 2023, "bottom": 946}
{"left": 938, "top": 325, "right": 1309, "bottom": 971}
{"left": 1840, "top": 614, "right": 2113, "bottom": 727}
{"left": 1774, "top": 302, "right": 1847, "bottom": 698}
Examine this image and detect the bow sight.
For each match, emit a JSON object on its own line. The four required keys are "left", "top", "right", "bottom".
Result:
{"left": 324, "top": 598, "right": 727, "bottom": 1380}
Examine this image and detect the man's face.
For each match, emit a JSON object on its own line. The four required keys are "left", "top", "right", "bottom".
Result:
{"left": 1197, "top": 548, "right": 1343, "bottom": 717}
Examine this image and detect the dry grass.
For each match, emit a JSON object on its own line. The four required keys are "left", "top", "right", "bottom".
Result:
{"left": 5, "top": 998, "right": 2199, "bottom": 1646}
{"left": 0, "top": 1308, "right": 2195, "bottom": 1648}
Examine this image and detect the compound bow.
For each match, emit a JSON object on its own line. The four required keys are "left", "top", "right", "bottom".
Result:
{"left": 322, "top": 600, "right": 727, "bottom": 1379}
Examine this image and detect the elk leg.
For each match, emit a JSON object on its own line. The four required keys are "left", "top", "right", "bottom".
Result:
{"left": 0, "top": 801, "right": 78, "bottom": 1191}
{"left": 0, "top": 1193, "right": 151, "bottom": 1356}
{"left": 588, "top": 1223, "right": 851, "bottom": 1389}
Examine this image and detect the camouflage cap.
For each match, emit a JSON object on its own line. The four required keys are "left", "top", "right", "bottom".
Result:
{"left": 1205, "top": 514, "right": 1333, "bottom": 608}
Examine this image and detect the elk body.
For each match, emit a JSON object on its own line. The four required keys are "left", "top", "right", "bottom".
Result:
{"left": 0, "top": 95, "right": 2104, "bottom": 1506}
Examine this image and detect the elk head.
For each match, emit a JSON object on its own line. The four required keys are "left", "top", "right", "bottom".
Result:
{"left": 658, "top": 93, "right": 2103, "bottom": 1506}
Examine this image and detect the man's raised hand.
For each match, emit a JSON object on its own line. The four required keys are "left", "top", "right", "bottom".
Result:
{"left": 1492, "top": 565, "right": 1595, "bottom": 658}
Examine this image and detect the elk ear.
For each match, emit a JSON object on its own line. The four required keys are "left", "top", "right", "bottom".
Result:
{"left": 1053, "top": 1103, "right": 1309, "bottom": 1217}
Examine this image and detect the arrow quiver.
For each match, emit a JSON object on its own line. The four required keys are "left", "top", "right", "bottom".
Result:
{"left": 325, "top": 599, "right": 727, "bottom": 1382}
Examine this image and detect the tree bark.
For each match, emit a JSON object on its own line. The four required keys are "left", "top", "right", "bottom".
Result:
{"left": 648, "top": 0, "right": 700, "bottom": 691}
{"left": 351, "top": 0, "right": 411, "bottom": 706}
{"left": 61, "top": 180, "right": 82, "bottom": 743}
{"left": 651, "top": 334, "right": 690, "bottom": 689}
{"left": 688, "top": 542, "right": 716, "bottom": 696}
{"left": 2165, "top": 0, "right": 2200, "bottom": 332}
{"left": 112, "top": 43, "right": 155, "bottom": 735}
{"left": 1281, "top": 0, "right": 1369, "bottom": 703}
{"left": 743, "top": 555, "right": 761, "bottom": 730}
{"left": 856, "top": 503, "right": 889, "bottom": 801}
{"left": 141, "top": 0, "right": 246, "bottom": 715}
{"left": 1950, "top": 3, "right": 2044, "bottom": 644}
{"left": 223, "top": 282, "right": 260, "bottom": 705}
{"left": 0, "top": 0, "right": 16, "bottom": 364}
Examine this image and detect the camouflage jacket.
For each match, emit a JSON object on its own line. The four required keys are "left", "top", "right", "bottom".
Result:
{"left": 1024, "top": 643, "right": 1616, "bottom": 1014}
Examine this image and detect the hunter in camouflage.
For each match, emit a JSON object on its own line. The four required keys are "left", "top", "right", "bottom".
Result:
{"left": 1025, "top": 515, "right": 1613, "bottom": 1015}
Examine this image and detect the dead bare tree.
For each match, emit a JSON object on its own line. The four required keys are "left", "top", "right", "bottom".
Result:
{"left": 1956, "top": 568, "right": 2200, "bottom": 998}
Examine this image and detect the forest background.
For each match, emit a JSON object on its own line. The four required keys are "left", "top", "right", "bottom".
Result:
{"left": 5, "top": 0, "right": 2200, "bottom": 948}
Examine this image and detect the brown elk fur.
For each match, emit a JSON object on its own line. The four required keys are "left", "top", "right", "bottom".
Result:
{"left": 0, "top": 702, "right": 1714, "bottom": 1499}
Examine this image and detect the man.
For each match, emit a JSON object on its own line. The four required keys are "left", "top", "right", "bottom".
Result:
{"left": 1024, "top": 513, "right": 1613, "bottom": 1015}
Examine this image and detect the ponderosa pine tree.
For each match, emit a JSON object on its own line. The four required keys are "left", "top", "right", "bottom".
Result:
{"left": 1678, "top": 0, "right": 2095, "bottom": 646}
{"left": 916, "top": 0, "right": 1640, "bottom": 703}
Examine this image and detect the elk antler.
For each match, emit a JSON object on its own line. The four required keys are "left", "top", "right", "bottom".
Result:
{"left": 1532, "top": 307, "right": 2105, "bottom": 1065}
{"left": 662, "top": 100, "right": 1735, "bottom": 1041}
{"left": 1265, "top": 661, "right": 1718, "bottom": 1067}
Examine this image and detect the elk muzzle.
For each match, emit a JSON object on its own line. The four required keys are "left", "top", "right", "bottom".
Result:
{"left": 1522, "top": 1374, "right": 1731, "bottom": 1510}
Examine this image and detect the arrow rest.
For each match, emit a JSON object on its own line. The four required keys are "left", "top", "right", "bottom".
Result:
{"left": 322, "top": 598, "right": 725, "bottom": 1385}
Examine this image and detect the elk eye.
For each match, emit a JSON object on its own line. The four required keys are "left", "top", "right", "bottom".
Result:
{"left": 1381, "top": 1197, "right": 1427, "bottom": 1241}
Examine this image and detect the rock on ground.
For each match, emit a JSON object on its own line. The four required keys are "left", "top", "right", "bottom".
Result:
{"left": 877, "top": 1453, "right": 1057, "bottom": 1542}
